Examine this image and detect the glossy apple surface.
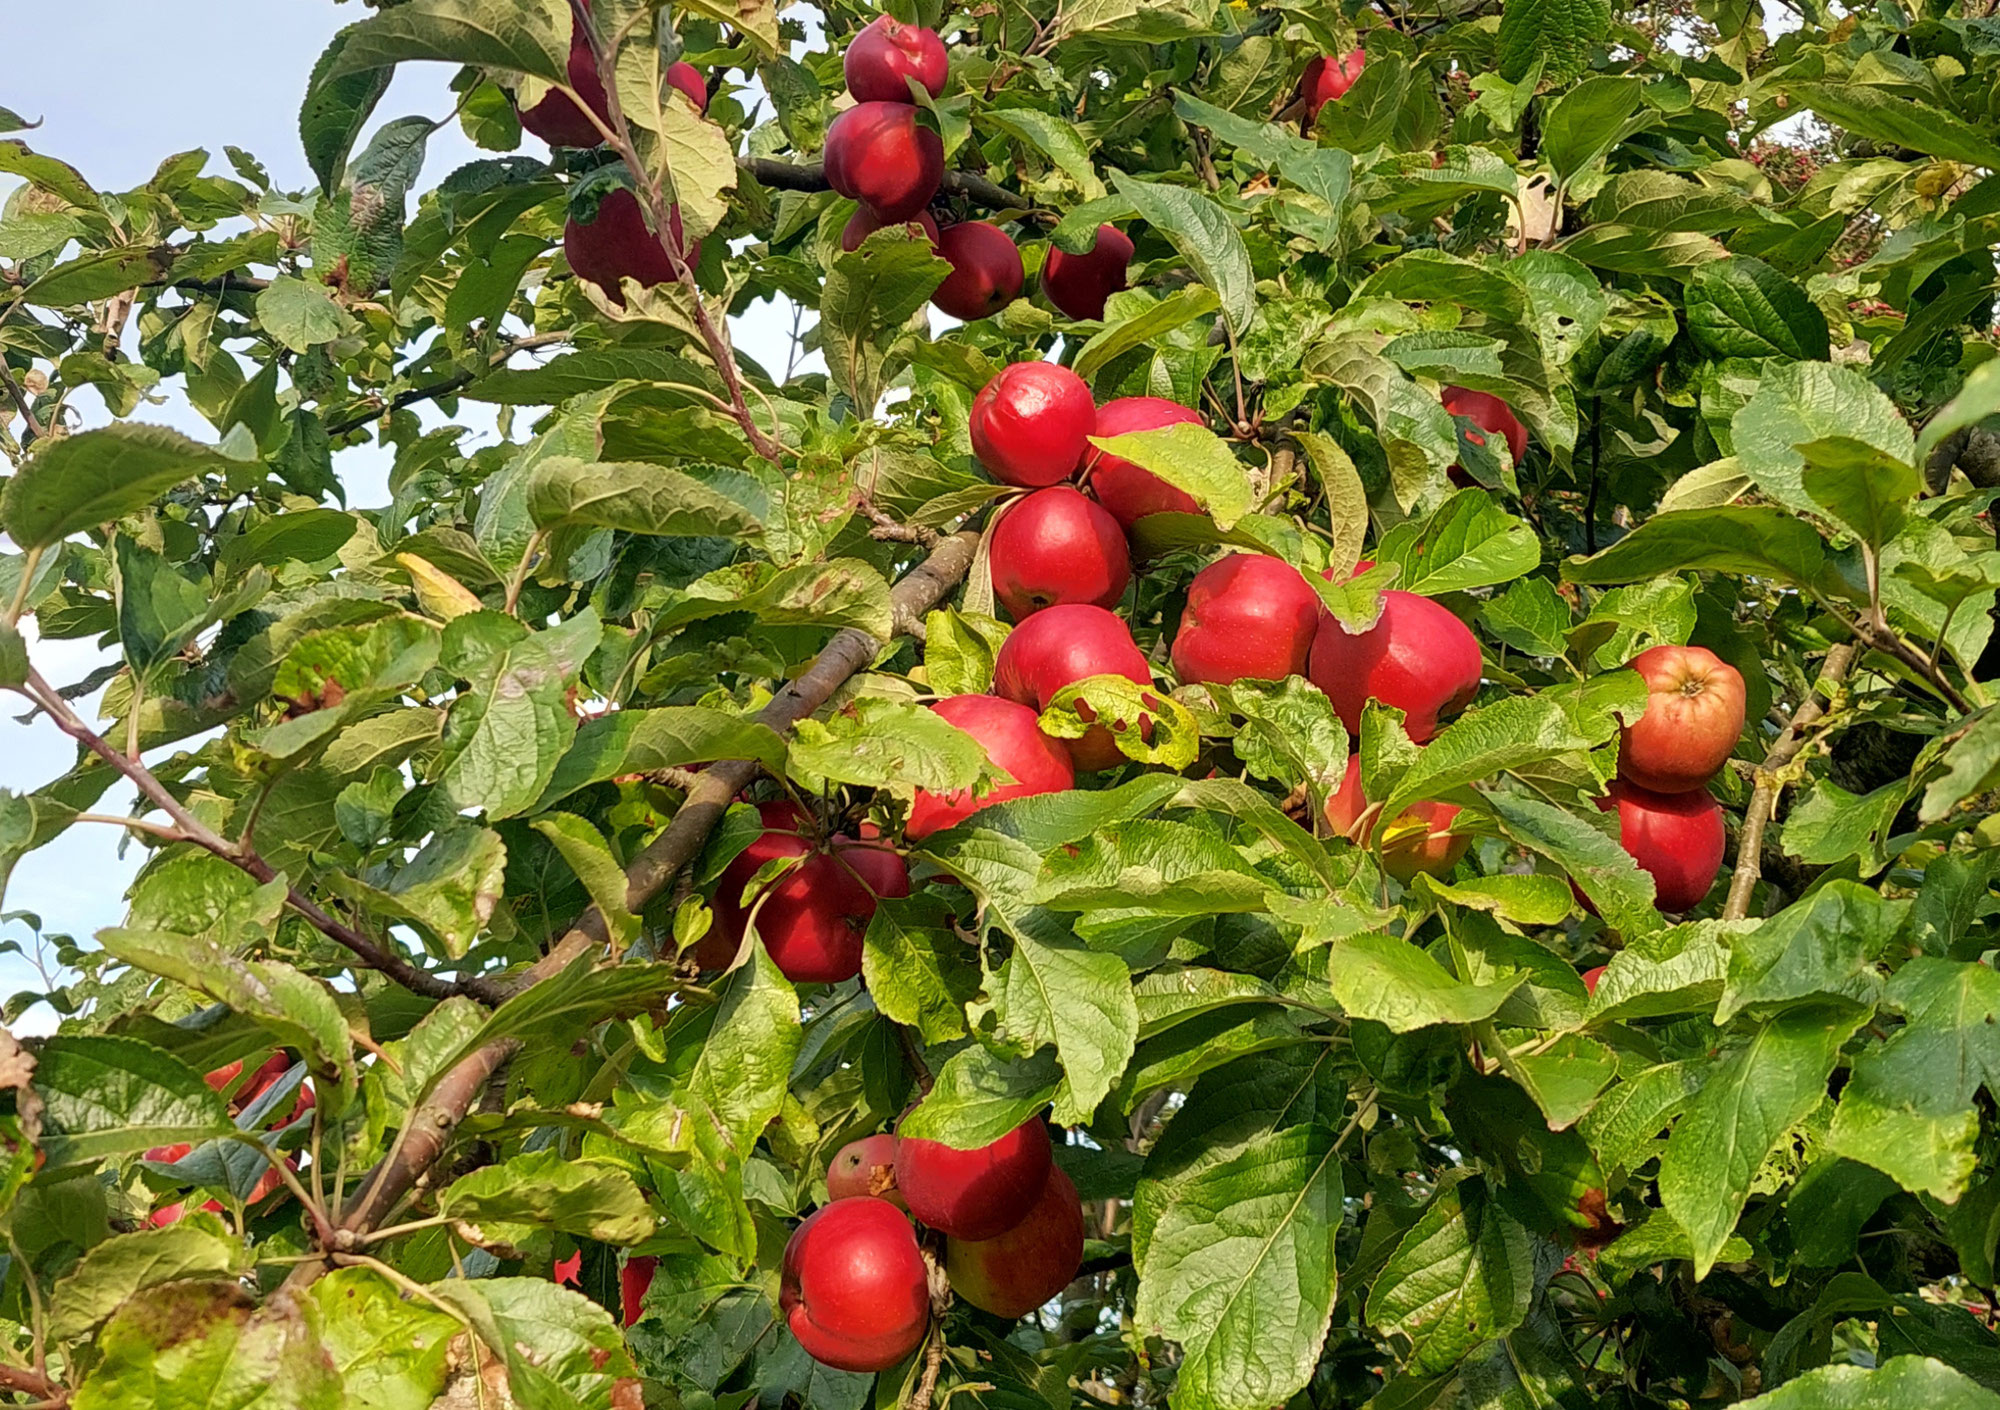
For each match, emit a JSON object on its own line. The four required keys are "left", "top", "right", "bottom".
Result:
{"left": 1171, "top": 553, "right": 1323, "bottom": 685}
{"left": 1619, "top": 643, "right": 1746, "bottom": 794}
{"left": 908, "top": 695, "right": 1075, "bottom": 838}
{"left": 1323, "top": 755, "right": 1470, "bottom": 881}
{"left": 1308, "top": 590, "right": 1481, "bottom": 741}
{"left": 1607, "top": 779, "right": 1725, "bottom": 913}
{"left": 1086, "top": 397, "right": 1205, "bottom": 529}
{"left": 841, "top": 206, "right": 940, "bottom": 253}
{"left": 992, "top": 603, "right": 1152, "bottom": 771}
{"left": 844, "top": 16, "right": 949, "bottom": 103}
{"left": 1301, "top": 49, "right": 1366, "bottom": 125}
{"left": 894, "top": 1117, "right": 1052, "bottom": 1240}
{"left": 565, "top": 189, "right": 697, "bottom": 304}
{"left": 828, "top": 1133, "right": 904, "bottom": 1204}
{"left": 781, "top": 1197, "right": 930, "bottom": 1371}
{"left": 666, "top": 60, "right": 708, "bottom": 112}
{"left": 823, "top": 101, "right": 944, "bottom": 221}
{"left": 969, "top": 362, "right": 1096, "bottom": 488}
{"left": 621, "top": 1255, "right": 657, "bottom": 1328}
{"left": 1042, "top": 223, "right": 1133, "bottom": 320}
{"left": 945, "top": 1165, "right": 1085, "bottom": 1318}
{"left": 990, "top": 487, "right": 1131, "bottom": 621}
{"left": 933, "top": 222, "right": 1025, "bottom": 320}
{"left": 517, "top": 4, "right": 611, "bottom": 148}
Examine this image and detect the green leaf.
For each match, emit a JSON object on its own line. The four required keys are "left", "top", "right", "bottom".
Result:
{"left": 531, "top": 814, "right": 639, "bottom": 952}
{"left": 790, "top": 697, "right": 992, "bottom": 792}
{"left": 899, "top": 1044, "right": 1061, "bottom": 1149}
{"left": 1561, "top": 507, "right": 1831, "bottom": 595}
{"left": 1784, "top": 82, "right": 2000, "bottom": 168}
{"left": 862, "top": 895, "right": 979, "bottom": 1045}
{"left": 1497, "top": 0, "right": 1610, "bottom": 83}
{"left": 1796, "top": 436, "right": 1921, "bottom": 550}
{"left": 1738, "top": 1356, "right": 2000, "bottom": 1409}
{"left": 1541, "top": 76, "right": 1650, "bottom": 182}
{"left": 32, "top": 1036, "right": 233, "bottom": 1171}
{"left": 300, "top": 24, "right": 395, "bottom": 195}
{"left": 1039, "top": 675, "right": 1200, "bottom": 771}
{"left": 983, "top": 106, "right": 1106, "bottom": 200}
{"left": 1917, "top": 354, "right": 2000, "bottom": 465}
{"left": 1731, "top": 361, "right": 1914, "bottom": 521}
{"left": 1209, "top": 676, "right": 1349, "bottom": 796}
{"left": 1073, "top": 287, "right": 1221, "bottom": 384}
{"left": 1375, "top": 489, "right": 1540, "bottom": 596}
{"left": 1084, "top": 422, "right": 1253, "bottom": 530}
{"left": 1367, "top": 1174, "right": 1533, "bottom": 1374}
{"left": 537, "top": 706, "right": 787, "bottom": 809}
{"left": 439, "top": 1149, "right": 655, "bottom": 1244}
{"left": 73, "top": 1279, "right": 341, "bottom": 1409}
{"left": 304, "top": 1268, "right": 456, "bottom": 1409}
{"left": 2, "top": 426, "right": 235, "bottom": 552}
{"left": 1686, "top": 257, "right": 1831, "bottom": 362}
{"left": 1716, "top": 880, "right": 1901, "bottom": 1023}
{"left": 321, "top": 0, "right": 569, "bottom": 86}
{"left": 1556, "top": 224, "right": 1727, "bottom": 278}
{"left": 1057, "top": 0, "right": 1221, "bottom": 42}
{"left": 1328, "top": 933, "right": 1522, "bottom": 1033}
{"left": 987, "top": 914, "right": 1139, "bottom": 1124}
{"left": 48, "top": 1217, "right": 249, "bottom": 1341}
{"left": 436, "top": 611, "right": 601, "bottom": 819}
{"left": 820, "top": 229, "right": 952, "bottom": 408}
{"left": 614, "top": 28, "right": 738, "bottom": 242}
{"left": 428, "top": 1277, "right": 636, "bottom": 1410}
{"left": 1110, "top": 175, "right": 1255, "bottom": 335}
{"left": 1922, "top": 710, "right": 2000, "bottom": 823}
{"left": 525, "top": 457, "right": 763, "bottom": 539}
{"left": 1657, "top": 1007, "right": 1868, "bottom": 1279}
{"left": 1133, "top": 1048, "right": 1345, "bottom": 1410}
{"left": 1484, "top": 790, "right": 1660, "bottom": 937}
{"left": 1479, "top": 577, "right": 1571, "bottom": 657}
{"left": 921, "top": 609, "right": 1010, "bottom": 698}
{"left": 665, "top": 559, "right": 896, "bottom": 640}
{"left": 1587, "top": 921, "right": 1734, "bottom": 1022}
{"left": 686, "top": 943, "right": 801, "bottom": 1155}
{"left": 1508, "top": 1033, "right": 1619, "bottom": 1130}
{"left": 256, "top": 275, "right": 361, "bottom": 353}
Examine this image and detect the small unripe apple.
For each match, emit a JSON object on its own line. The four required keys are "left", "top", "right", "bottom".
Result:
{"left": 1308, "top": 590, "right": 1481, "bottom": 741}
{"left": 894, "top": 1117, "right": 1052, "bottom": 1240}
{"left": 1042, "top": 223, "right": 1134, "bottom": 320}
{"left": 781, "top": 1197, "right": 930, "bottom": 1371}
{"left": 992, "top": 603, "right": 1152, "bottom": 771}
{"left": 697, "top": 801, "right": 911, "bottom": 982}
{"left": 565, "top": 189, "right": 698, "bottom": 305}
{"left": 908, "top": 695, "right": 1076, "bottom": 838}
{"left": 1606, "top": 779, "right": 1725, "bottom": 913}
{"left": 841, "top": 206, "right": 939, "bottom": 253}
{"left": 1171, "top": 554, "right": 1323, "bottom": 685}
{"left": 517, "top": 3, "right": 611, "bottom": 149}
{"left": 1086, "top": 398, "right": 1206, "bottom": 529}
{"left": 970, "top": 362, "right": 1096, "bottom": 488}
{"left": 844, "top": 15, "right": 949, "bottom": 103}
{"left": 1301, "top": 49, "right": 1366, "bottom": 125}
{"left": 828, "top": 1133, "right": 904, "bottom": 1204}
{"left": 1619, "top": 644, "right": 1746, "bottom": 794}
{"left": 933, "top": 222, "right": 1025, "bottom": 320}
{"left": 823, "top": 101, "right": 944, "bottom": 221}
{"left": 990, "top": 487, "right": 1131, "bottom": 621}
{"left": 621, "top": 1255, "right": 657, "bottom": 1328}
{"left": 1323, "top": 755, "right": 1469, "bottom": 881}
{"left": 666, "top": 61, "right": 708, "bottom": 112}
{"left": 945, "top": 1165, "right": 1085, "bottom": 1318}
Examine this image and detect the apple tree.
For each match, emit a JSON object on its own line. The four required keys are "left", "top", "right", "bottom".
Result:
{"left": 4, "top": 0, "right": 2000, "bottom": 1404}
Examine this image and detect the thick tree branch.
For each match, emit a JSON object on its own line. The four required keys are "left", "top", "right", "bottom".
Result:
{"left": 1722, "top": 642, "right": 1856, "bottom": 921}
{"left": 0, "top": 1364, "right": 60, "bottom": 1404}
{"left": 324, "top": 331, "right": 572, "bottom": 438}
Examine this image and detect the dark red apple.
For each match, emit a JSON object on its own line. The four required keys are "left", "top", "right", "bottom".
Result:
{"left": 828, "top": 1133, "right": 904, "bottom": 1204}
{"left": 969, "top": 362, "right": 1096, "bottom": 488}
{"left": 990, "top": 487, "right": 1131, "bottom": 621}
{"left": 1618, "top": 644, "right": 1746, "bottom": 794}
{"left": 1085, "top": 398, "right": 1206, "bottom": 529}
{"left": 565, "top": 188, "right": 698, "bottom": 304}
{"left": 894, "top": 1117, "right": 1051, "bottom": 1240}
{"left": 1171, "top": 553, "right": 1323, "bottom": 685}
{"left": 1308, "top": 590, "right": 1481, "bottom": 741}
{"left": 823, "top": 101, "right": 944, "bottom": 221}
{"left": 621, "top": 1255, "right": 657, "bottom": 1328}
{"left": 945, "top": 1165, "right": 1085, "bottom": 1318}
{"left": 666, "top": 61, "right": 708, "bottom": 112}
{"left": 1301, "top": 49, "right": 1366, "bottom": 126}
{"left": 1042, "top": 223, "right": 1133, "bottom": 320}
{"left": 517, "top": 2, "right": 611, "bottom": 149}
{"left": 842, "top": 206, "right": 940, "bottom": 253}
{"left": 1606, "top": 780, "right": 1725, "bottom": 913}
{"left": 1323, "top": 755, "right": 1469, "bottom": 882}
{"left": 992, "top": 603, "right": 1152, "bottom": 771}
{"left": 781, "top": 1197, "right": 930, "bottom": 1372}
{"left": 697, "top": 801, "right": 911, "bottom": 983}
{"left": 844, "top": 16, "right": 949, "bottom": 103}
{"left": 933, "top": 222, "right": 1025, "bottom": 320}
{"left": 908, "top": 695, "right": 1076, "bottom": 839}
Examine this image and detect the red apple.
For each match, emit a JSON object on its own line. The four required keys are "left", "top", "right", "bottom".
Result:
{"left": 553, "top": 1251, "right": 583, "bottom": 1286}
{"left": 1042, "top": 223, "right": 1133, "bottom": 320}
{"left": 842, "top": 206, "right": 940, "bottom": 253}
{"left": 1308, "top": 590, "right": 1481, "bottom": 741}
{"left": 1301, "top": 49, "right": 1366, "bottom": 126}
{"left": 1085, "top": 398, "right": 1206, "bottom": 529}
{"left": 1618, "top": 644, "right": 1746, "bottom": 794}
{"left": 621, "top": 1255, "right": 657, "bottom": 1328}
{"left": 666, "top": 61, "right": 708, "bottom": 112}
{"left": 844, "top": 16, "right": 949, "bottom": 103}
{"left": 908, "top": 695, "right": 1075, "bottom": 839}
{"left": 992, "top": 603, "right": 1152, "bottom": 771}
{"left": 823, "top": 101, "right": 944, "bottom": 221}
{"left": 781, "top": 1198, "right": 930, "bottom": 1372}
{"left": 1323, "top": 755, "right": 1469, "bottom": 882}
{"left": 990, "top": 487, "right": 1131, "bottom": 621}
{"left": 933, "top": 222, "right": 1025, "bottom": 320}
{"left": 969, "top": 362, "right": 1096, "bottom": 488}
{"left": 232, "top": 1052, "right": 292, "bottom": 1110}
{"left": 1606, "top": 780, "right": 1725, "bottom": 913}
{"left": 697, "top": 801, "right": 911, "bottom": 983}
{"left": 566, "top": 189, "right": 697, "bottom": 304}
{"left": 203, "top": 1059, "right": 245, "bottom": 1094}
{"left": 1441, "top": 386, "right": 1528, "bottom": 466}
{"left": 1581, "top": 965, "right": 1606, "bottom": 995}
{"left": 894, "top": 1117, "right": 1051, "bottom": 1240}
{"left": 517, "top": 2, "right": 611, "bottom": 149}
{"left": 828, "top": 1133, "right": 904, "bottom": 1204}
{"left": 1171, "top": 554, "right": 1323, "bottom": 685}
{"left": 945, "top": 1165, "right": 1085, "bottom": 1318}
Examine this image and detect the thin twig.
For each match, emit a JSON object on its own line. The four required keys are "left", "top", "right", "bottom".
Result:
{"left": 0, "top": 363, "right": 47, "bottom": 442}
{"left": 737, "top": 157, "right": 1050, "bottom": 221}
{"left": 325, "top": 331, "right": 571, "bottom": 438}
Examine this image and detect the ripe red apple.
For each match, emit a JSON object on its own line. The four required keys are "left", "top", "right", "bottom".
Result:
{"left": 945, "top": 1165, "right": 1085, "bottom": 1319}
{"left": 1581, "top": 965, "right": 1606, "bottom": 995}
{"left": 823, "top": 101, "right": 944, "bottom": 221}
{"left": 621, "top": 1255, "right": 657, "bottom": 1328}
{"left": 1301, "top": 49, "right": 1366, "bottom": 125}
{"left": 844, "top": 15, "right": 949, "bottom": 103}
{"left": 666, "top": 61, "right": 708, "bottom": 112}
{"left": 1042, "top": 223, "right": 1133, "bottom": 320}
{"left": 828, "top": 1133, "right": 904, "bottom": 1204}
{"left": 842, "top": 206, "right": 939, "bottom": 253}
{"left": 697, "top": 801, "right": 911, "bottom": 982}
{"left": 908, "top": 695, "right": 1076, "bottom": 839}
{"left": 1323, "top": 755, "right": 1469, "bottom": 881}
{"left": 969, "top": 362, "right": 1096, "bottom": 488}
{"left": 990, "top": 487, "right": 1131, "bottom": 621}
{"left": 516, "top": 3, "right": 611, "bottom": 149}
{"left": 553, "top": 1251, "right": 582, "bottom": 1286}
{"left": 1086, "top": 398, "right": 1206, "bottom": 529}
{"left": 1171, "top": 554, "right": 1323, "bottom": 685}
{"left": 894, "top": 1117, "right": 1051, "bottom": 1240}
{"left": 992, "top": 603, "right": 1153, "bottom": 771}
{"left": 231, "top": 1052, "right": 292, "bottom": 1109}
{"left": 1618, "top": 644, "right": 1746, "bottom": 794}
{"left": 933, "top": 222, "right": 1025, "bottom": 320}
{"left": 1441, "top": 386, "right": 1528, "bottom": 466}
{"left": 1308, "top": 591, "right": 1482, "bottom": 741}
{"left": 203, "top": 1059, "right": 245, "bottom": 1094}
{"left": 565, "top": 189, "right": 698, "bottom": 304}
{"left": 1606, "top": 779, "right": 1725, "bottom": 913}
{"left": 781, "top": 1197, "right": 930, "bottom": 1371}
